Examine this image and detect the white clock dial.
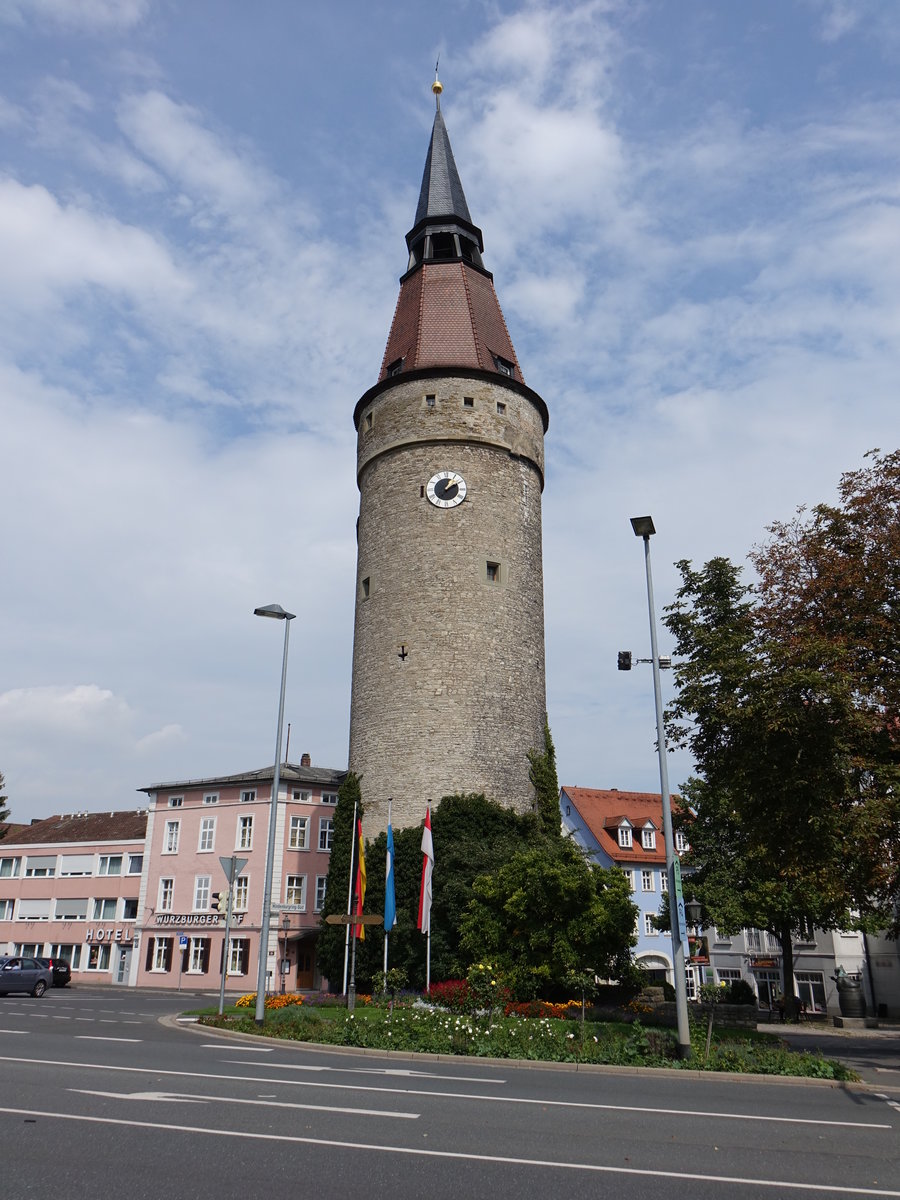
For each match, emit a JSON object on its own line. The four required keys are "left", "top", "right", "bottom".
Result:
{"left": 426, "top": 470, "right": 467, "bottom": 508}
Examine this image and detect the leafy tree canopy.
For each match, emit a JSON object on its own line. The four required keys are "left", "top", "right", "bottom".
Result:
{"left": 664, "top": 527, "right": 899, "bottom": 1011}
{"left": 316, "top": 771, "right": 362, "bottom": 990}
{"left": 458, "top": 838, "right": 637, "bottom": 999}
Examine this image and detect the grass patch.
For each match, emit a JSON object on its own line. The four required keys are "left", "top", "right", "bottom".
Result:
{"left": 196, "top": 1004, "right": 857, "bottom": 1080}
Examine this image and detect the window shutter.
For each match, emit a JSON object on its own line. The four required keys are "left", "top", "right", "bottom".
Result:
{"left": 164, "top": 939, "right": 173, "bottom": 971}
{"left": 145, "top": 939, "right": 154, "bottom": 971}
{"left": 201, "top": 939, "right": 211, "bottom": 973}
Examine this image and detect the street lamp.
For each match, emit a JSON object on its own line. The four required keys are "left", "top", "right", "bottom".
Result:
{"left": 253, "top": 603, "right": 295, "bottom": 1026}
{"left": 630, "top": 516, "right": 692, "bottom": 1059}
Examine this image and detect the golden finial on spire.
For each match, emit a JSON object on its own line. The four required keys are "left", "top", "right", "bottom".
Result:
{"left": 433, "top": 55, "right": 442, "bottom": 108}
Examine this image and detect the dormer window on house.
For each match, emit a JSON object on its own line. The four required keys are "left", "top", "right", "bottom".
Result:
{"left": 641, "top": 827, "right": 656, "bottom": 850}
{"left": 387, "top": 357, "right": 404, "bottom": 377}
{"left": 618, "top": 824, "right": 632, "bottom": 849}
{"left": 675, "top": 830, "right": 689, "bottom": 853}
{"left": 493, "top": 355, "right": 515, "bottom": 377}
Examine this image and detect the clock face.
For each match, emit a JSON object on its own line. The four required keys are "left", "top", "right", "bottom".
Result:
{"left": 426, "top": 470, "right": 467, "bottom": 509}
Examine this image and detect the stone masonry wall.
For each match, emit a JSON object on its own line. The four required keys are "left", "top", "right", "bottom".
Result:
{"left": 349, "top": 373, "right": 547, "bottom": 836}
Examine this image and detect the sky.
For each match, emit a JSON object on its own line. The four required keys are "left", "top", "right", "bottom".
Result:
{"left": 1, "top": 0, "right": 898, "bottom": 825}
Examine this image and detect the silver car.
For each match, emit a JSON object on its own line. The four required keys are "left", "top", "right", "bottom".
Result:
{"left": 0, "top": 955, "right": 53, "bottom": 997}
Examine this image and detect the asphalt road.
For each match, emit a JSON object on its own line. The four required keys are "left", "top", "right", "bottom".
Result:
{"left": 1, "top": 987, "right": 898, "bottom": 1200}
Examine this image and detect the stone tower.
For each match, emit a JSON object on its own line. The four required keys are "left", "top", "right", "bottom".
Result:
{"left": 349, "top": 84, "right": 548, "bottom": 834}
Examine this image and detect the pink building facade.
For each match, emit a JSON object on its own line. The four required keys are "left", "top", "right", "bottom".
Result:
{"left": 0, "top": 811, "right": 148, "bottom": 985}
{"left": 135, "top": 760, "right": 343, "bottom": 993}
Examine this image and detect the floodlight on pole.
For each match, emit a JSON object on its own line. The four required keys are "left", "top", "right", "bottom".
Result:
{"left": 630, "top": 516, "right": 692, "bottom": 1059}
{"left": 253, "top": 603, "right": 295, "bottom": 1026}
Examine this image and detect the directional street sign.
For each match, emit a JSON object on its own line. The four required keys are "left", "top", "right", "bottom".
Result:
{"left": 271, "top": 904, "right": 306, "bottom": 914}
{"left": 324, "top": 913, "right": 383, "bottom": 926}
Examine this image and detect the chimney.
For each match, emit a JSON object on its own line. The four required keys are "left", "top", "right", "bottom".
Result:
{"left": 300, "top": 752, "right": 311, "bottom": 768}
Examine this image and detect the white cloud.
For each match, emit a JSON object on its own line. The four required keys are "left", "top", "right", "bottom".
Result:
{"left": 0, "top": 0, "right": 150, "bottom": 31}
{"left": 0, "top": 685, "right": 132, "bottom": 741}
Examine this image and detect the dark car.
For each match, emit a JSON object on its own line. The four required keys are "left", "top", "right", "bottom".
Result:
{"left": 0, "top": 956, "right": 53, "bottom": 997}
{"left": 36, "top": 957, "right": 71, "bottom": 988}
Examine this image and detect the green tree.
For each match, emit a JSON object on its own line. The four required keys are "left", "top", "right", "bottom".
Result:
{"left": 458, "top": 838, "right": 637, "bottom": 999}
{"left": 664, "top": 556, "right": 894, "bottom": 1019}
{"left": 528, "top": 719, "right": 561, "bottom": 837}
{"left": 317, "top": 771, "right": 363, "bottom": 990}
{"left": 345, "top": 794, "right": 539, "bottom": 992}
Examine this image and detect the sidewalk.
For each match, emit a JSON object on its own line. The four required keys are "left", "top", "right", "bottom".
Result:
{"left": 761, "top": 1020, "right": 900, "bottom": 1087}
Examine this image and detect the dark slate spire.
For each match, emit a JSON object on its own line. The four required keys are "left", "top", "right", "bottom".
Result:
{"left": 413, "top": 105, "right": 472, "bottom": 227}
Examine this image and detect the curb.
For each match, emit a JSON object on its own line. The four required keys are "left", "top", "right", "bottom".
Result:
{"left": 163, "top": 1012, "right": 886, "bottom": 1093}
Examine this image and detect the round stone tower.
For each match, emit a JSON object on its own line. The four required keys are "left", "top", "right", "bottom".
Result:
{"left": 349, "top": 85, "right": 549, "bottom": 834}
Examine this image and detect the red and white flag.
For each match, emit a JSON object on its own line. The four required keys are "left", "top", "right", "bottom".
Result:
{"left": 417, "top": 806, "right": 434, "bottom": 935}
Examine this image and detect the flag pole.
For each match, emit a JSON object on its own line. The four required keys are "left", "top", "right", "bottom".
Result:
{"left": 383, "top": 799, "right": 391, "bottom": 978}
{"left": 418, "top": 803, "right": 434, "bottom": 996}
{"left": 341, "top": 799, "right": 357, "bottom": 996}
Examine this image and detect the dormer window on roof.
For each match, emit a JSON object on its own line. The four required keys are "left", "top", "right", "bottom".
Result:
{"left": 618, "top": 823, "right": 632, "bottom": 849}
{"left": 641, "top": 827, "right": 656, "bottom": 850}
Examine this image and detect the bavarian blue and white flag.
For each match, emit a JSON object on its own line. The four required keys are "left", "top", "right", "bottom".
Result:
{"left": 384, "top": 821, "right": 397, "bottom": 931}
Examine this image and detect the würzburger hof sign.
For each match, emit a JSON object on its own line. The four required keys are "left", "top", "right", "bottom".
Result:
{"left": 153, "top": 912, "right": 246, "bottom": 927}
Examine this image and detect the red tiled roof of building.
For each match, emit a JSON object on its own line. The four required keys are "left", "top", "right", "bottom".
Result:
{"left": 0, "top": 822, "right": 29, "bottom": 841}
{"left": 1, "top": 810, "right": 148, "bottom": 847}
{"left": 562, "top": 787, "right": 682, "bottom": 865}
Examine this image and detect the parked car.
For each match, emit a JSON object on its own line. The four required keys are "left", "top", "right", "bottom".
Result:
{"left": 0, "top": 956, "right": 53, "bottom": 997}
{"left": 36, "top": 957, "right": 71, "bottom": 988}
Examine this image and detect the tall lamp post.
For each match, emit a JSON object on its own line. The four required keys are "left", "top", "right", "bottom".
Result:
{"left": 253, "top": 603, "right": 295, "bottom": 1026}
{"left": 630, "top": 516, "right": 692, "bottom": 1059}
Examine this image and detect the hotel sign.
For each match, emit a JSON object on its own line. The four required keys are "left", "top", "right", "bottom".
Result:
{"left": 85, "top": 927, "right": 134, "bottom": 943}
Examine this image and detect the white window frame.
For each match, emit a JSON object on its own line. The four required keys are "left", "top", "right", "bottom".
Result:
{"left": 318, "top": 818, "right": 334, "bottom": 851}
{"left": 675, "top": 830, "right": 689, "bottom": 853}
{"left": 168, "top": 796, "right": 183, "bottom": 808}
{"left": 237, "top": 815, "right": 253, "bottom": 850}
{"left": 122, "top": 898, "right": 138, "bottom": 921}
{"left": 321, "top": 792, "right": 338, "bottom": 805}
{"left": 158, "top": 877, "right": 174, "bottom": 912}
{"left": 292, "top": 789, "right": 311, "bottom": 803}
{"left": 87, "top": 943, "right": 111, "bottom": 971}
{"left": 315, "top": 876, "right": 327, "bottom": 911}
{"left": 203, "top": 793, "right": 219, "bottom": 805}
{"left": 289, "top": 815, "right": 309, "bottom": 850}
{"left": 285, "top": 875, "right": 306, "bottom": 909}
{"left": 643, "top": 912, "right": 657, "bottom": 937}
{"left": 233, "top": 875, "right": 249, "bottom": 912}
{"left": 0, "top": 899, "right": 13, "bottom": 920}
{"left": 641, "top": 869, "right": 655, "bottom": 892}
{"left": 641, "top": 827, "right": 656, "bottom": 850}
{"left": 92, "top": 897, "right": 117, "bottom": 921}
{"left": 152, "top": 938, "right": 171, "bottom": 972}
{"left": 98, "top": 855, "right": 122, "bottom": 876}
{"left": 0, "top": 857, "right": 21, "bottom": 878}
{"left": 163, "top": 820, "right": 180, "bottom": 854}
{"left": 25, "top": 856, "right": 56, "bottom": 878}
{"left": 618, "top": 825, "right": 632, "bottom": 848}
{"left": 198, "top": 817, "right": 216, "bottom": 853}
{"left": 54, "top": 897, "right": 89, "bottom": 921}
{"left": 188, "top": 937, "right": 207, "bottom": 973}
{"left": 227, "top": 937, "right": 247, "bottom": 975}
{"left": 127, "top": 854, "right": 143, "bottom": 875}
{"left": 193, "top": 875, "right": 211, "bottom": 912}
{"left": 240, "top": 790, "right": 256, "bottom": 803}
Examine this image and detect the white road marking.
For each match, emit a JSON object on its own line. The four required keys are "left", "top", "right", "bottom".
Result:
{"left": 221, "top": 1058, "right": 504, "bottom": 1083}
{"left": 0, "top": 1054, "right": 889, "bottom": 1131}
{"left": 75, "top": 1036, "right": 142, "bottom": 1043}
{"left": 71, "top": 1088, "right": 418, "bottom": 1119}
{"left": 0, "top": 1106, "right": 895, "bottom": 1196}
{"left": 0, "top": 1029, "right": 28, "bottom": 1035}
{"left": 207, "top": 1045, "right": 273, "bottom": 1051}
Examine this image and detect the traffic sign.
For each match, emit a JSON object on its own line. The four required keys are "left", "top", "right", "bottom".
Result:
{"left": 178, "top": 935, "right": 188, "bottom": 949}
{"left": 219, "top": 855, "right": 248, "bottom": 882}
